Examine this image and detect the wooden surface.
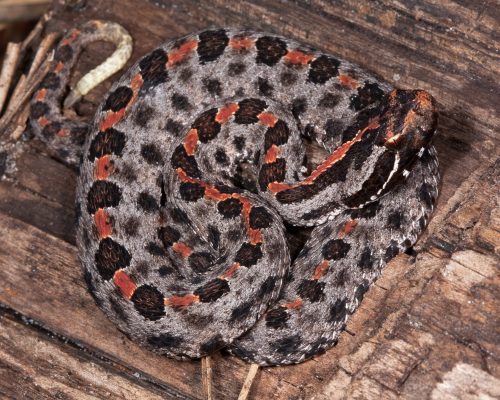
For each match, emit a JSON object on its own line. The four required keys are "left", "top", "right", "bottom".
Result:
{"left": 0, "top": 0, "right": 499, "bottom": 399}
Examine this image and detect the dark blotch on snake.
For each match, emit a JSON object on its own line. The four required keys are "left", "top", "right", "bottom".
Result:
{"left": 200, "top": 335, "right": 226, "bottom": 354}
{"left": 234, "top": 242, "right": 263, "bottom": 267}
{"left": 158, "top": 226, "right": 181, "bottom": 247}
{"left": 264, "top": 120, "right": 289, "bottom": 151}
{"left": 31, "top": 102, "right": 49, "bottom": 119}
{"left": 139, "top": 48, "right": 168, "bottom": 92}
{"left": 171, "top": 145, "right": 201, "bottom": 178}
{"left": 194, "top": 279, "right": 230, "bottom": 302}
{"left": 297, "top": 279, "right": 326, "bottom": 302}
{"left": 179, "top": 182, "right": 205, "bottom": 202}
{"left": 258, "top": 158, "right": 286, "bottom": 190}
{"left": 273, "top": 334, "right": 302, "bottom": 355}
{"left": 329, "top": 298, "right": 347, "bottom": 323}
{"left": 103, "top": 86, "right": 133, "bottom": 112}
{"left": 265, "top": 307, "right": 289, "bottom": 329}
{"left": 148, "top": 333, "right": 183, "bottom": 349}
{"left": 322, "top": 239, "right": 351, "bottom": 261}
{"left": 249, "top": 206, "right": 272, "bottom": 229}
{"left": 234, "top": 98, "right": 267, "bottom": 124}
{"left": 131, "top": 285, "right": 165, "bottom": 321}
{"left": 38, "top": 72, "right": 60, "bottom": 90}
{"left": 192, "top": 108, "right": 221, "bottom": 142}
{"left": 217, "top": 198, "right": 243, "bottom": 219}
{"left": 308, "top": 55, "right": 340, "bottom": 84}
{"left": 87, "top": 180, "right": 121, "bottom": 214}
{"left": 350, "top": 81, "right": 384, "bottom": 111}
{"left": 197, "top": 29, "right": 229, "bottom": 63}
{"left": 94, "top": 238, "right": 131, "bottom": 280}
{"left": 230, "top": 302, "right": 254, "bottom": 322}
{"left": 255, "top": 36, "right": 287, "bottom": 66}
{"left": 137, "top": 192, "right": 158, "bottom": 212}
{"left": 359, "top": 247, "right": 374, "bottom": 270}
{"left": 54, "top": 44, "right": 73, "bottom": 62}
{"left": 189, "top": 252, "right": 214, "bottom": 273}
{"left": 139, "top": 143, "right": 163, "bottom": 165}
{"left": 87, "top": 128, "right": 126, "bottom": 160}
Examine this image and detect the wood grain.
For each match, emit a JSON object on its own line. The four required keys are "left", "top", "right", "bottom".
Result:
{"left": 0, "top": 0, "right": 498, "bottom": 398}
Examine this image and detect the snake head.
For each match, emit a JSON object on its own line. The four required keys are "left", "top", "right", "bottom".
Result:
{"left": 381, "top": 89, "right": 437, "bottom": 162}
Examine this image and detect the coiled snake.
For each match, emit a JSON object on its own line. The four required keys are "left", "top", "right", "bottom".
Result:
{"left": 30, "top": 21, "right": 439, "bottom": 366}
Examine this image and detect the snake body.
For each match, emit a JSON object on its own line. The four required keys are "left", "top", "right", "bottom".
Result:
{"left": 30, "top": 21, "right": 439, "bottom": 366}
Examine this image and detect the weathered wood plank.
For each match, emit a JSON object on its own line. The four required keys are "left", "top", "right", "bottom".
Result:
{"left": 15, "top": 148, "right": 76, "bottom": 206}
{"left": 0, "top": 179, "right": 75, "bottom": 243}
{"left": 0, "top": 308, "right": 168, "bottom": 400}
{"left": 0, "top": 0, "right": 498, "bottom": 398}
{"left": 0, "top": 213, "right": 302, "bottom": 399}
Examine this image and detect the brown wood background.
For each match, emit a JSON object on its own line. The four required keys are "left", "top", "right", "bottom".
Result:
{"left": 0, "top": 0, "right": 498, "bottom": 398}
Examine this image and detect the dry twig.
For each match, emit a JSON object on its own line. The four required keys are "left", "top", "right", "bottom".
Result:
{"left": 238, "top": 364, "right": 260, "bottom": 400}
{"left": 201, "top": 356, "right": 213, "bottom": 400}
{"left": 0, "top": 42, "right": 21, "bottom": 114}
{"left": 0, "top": 15, "right": 58, "bottom": 137}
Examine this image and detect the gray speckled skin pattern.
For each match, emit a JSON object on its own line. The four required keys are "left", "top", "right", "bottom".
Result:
{"left": 30, "top": 24, "right": 439, "bottom": 366}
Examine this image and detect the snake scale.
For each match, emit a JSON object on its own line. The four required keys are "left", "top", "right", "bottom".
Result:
{"left": 30, "top": 21, "right": 439, "bottom": 366}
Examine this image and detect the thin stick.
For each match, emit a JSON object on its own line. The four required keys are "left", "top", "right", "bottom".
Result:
{"left": 7, "top": 31, "right": 58, "bottom": 111}
{"left": 26, "top": 31, "right": 59, "bottom": 78}
{"left": 238, "top": 364, "right": 260, "bottom": 400}
{"left": 0, "top": 33, "right": 56, "bottom": 134}
{"left": 20, "top": 11, "right": 53, "bottom": 52}
{"left": 201, "top": 356, "right": 213, "bottom": 400}
{"left": 10, "top": 102, "right": 31, "bottom": 140}
{"left": 0, "top": 42, "right": 21, "bottom": 115}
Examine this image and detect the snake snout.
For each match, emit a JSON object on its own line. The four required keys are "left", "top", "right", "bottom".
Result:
{"left": 383, "top": 89, "right": 437, "bottom": 156}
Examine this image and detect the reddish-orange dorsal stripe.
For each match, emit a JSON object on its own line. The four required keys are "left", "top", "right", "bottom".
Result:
{"left": 61, "top": 30, "right": 80, "bottom": 45}
{"left": 56, "top": 128, "right": 70, "bottom": 137}
{"left": 303, "top": 120, "right": 379, "bottom": 184}
{"left": 130, "top": 73, "right": 143, "bottom": 93}
{"left": 264, "top": 144, "right": 280, "bottom": 164}
{"left": 229, "top": 37, "right": 255, "bottom": 50}
{"left": 283, "top": 298, "right": 304, "bottom": 309}
{"left": 113, "top": 270, "right": 136, "bottom": 299}
{"left": 338, "top": 74, "right": 359, "bottom": 89}
{"left": 249, "top": 228, "right": 262, "bottom": 245}
{"left": 204, "top": 186, "right": 231, "bottom": 202}
{"left": 35, "top": 89, "right": 47, "bottom": 101}
{"left": 221, "top": 262, "right": 240, "bottom": 280}
{"left": 172, "top": 242, "right": 192, "bottom": 257}
{"left": 165, "top": 294, "right": 199, "bottom": 307}
{"left": 38, "top": 116, "right": 50, "bottom": 127}
{"left": 99, "top": 109, "right": 127, "bottom": 131}
{"left": 240, "top": 197, "right": 263, "bottom": 244}
{"left": 94, "top": 155, "right": 114, "bottom": 180}
{"left": 168, "top": 40, "right": 198, "bottom": 66}
{"left": 99, "top": 74, "right": 142, "bottom": 132}
{"left": 184, "top": 129, "right": 199, "bottom": 155}
{"left": 267, "top": 118, "right": 380, "bottom": 193}
{"left": 338, "top": 219, "right": 358, "bottom": 239}
{"left": 284, "top": 50, "right": 314, "bottom": 65}
{"left": 312, "top": 260, "right": 330, "bottom": 280}
{"left": 176, "top": 168, "right": 261, "bottom": 244}
{"left": 94, "top": 208, "right": 113, "bottom": 238}
{"left": 268, "top": 181, "right": 292, "bottom": 193}
{"left": 216, "top": 103, "right": 239, "bottom": 123}
{"left": 258, "top": 112, "right": 278, "bottom": 127}
{"left": 54, "top": 62, "right": 64, "bottom": 73}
